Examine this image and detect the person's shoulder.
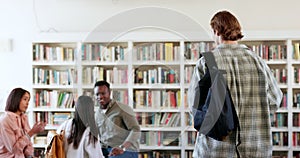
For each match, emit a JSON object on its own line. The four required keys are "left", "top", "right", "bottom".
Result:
{"left": 57, "top": 118, "right": 73, "bottom": 133}
{"left": 239, "top": 45, "right": 265, "bottom": 63}
{"left": 0, "top": 113, "right": 8, "bottom": 125}
{"left": 0, "top": 112, "right": 14, "bottom": 125}
{"left": 65, "top": 118, "right": 73, "bottom": 127}
{"left": 113, "top": 100, "right": 135, "bottom": 113}
{"left": 115, "top": 101, "right": 132, "bottom": 108}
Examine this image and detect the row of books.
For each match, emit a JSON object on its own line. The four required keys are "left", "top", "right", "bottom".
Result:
{"left": 271, "top": 113, "right": 288, "bottom": 127}
{"left": 185, "top": 151, "right": 194, "bottom": 158}
{"left": 112, "top": 90, "right": 129, "bottom": 105}
{"left": 136, "top": 112, "right": 181, "bottom": 127}
{"left": 32, "top": 41, "right": 219, "bottom": 63}
{"left": 32, "top": 68, "right": 76, "bottom": 85}
{"left": 184, "top": 42, "right": 214, "bottom": 61}
{"left": 247, "top": 44, "right": 287, "bottom": 60}
{"left": 294, "top": 68, "right": 300, "bottom": 84}
{"left": 258, "top": 150, "right": 300, "bottom": 158}
{"left": 34, "top": 90, "right": 75, "bottom": 108}
{"left": 294, "top": 151, "right": 300, "bottom": 158}
{"left": 272, "top": 151, "right": 288, "bottom": 158}
{"left": 271, "top": 68, "right": 287, "bottom": 84}
{"left": 133, "top": 43, "right": 180, "bottom": 62}
{"left": 34, "top": 112, "right": 72, "bottom": 126}
{"left": 81, "top": 44, "right": 127, "bottom": 62}
{"left": 34, "top": 42, "right": 300, "bottom": 63}
{"left": 31, "top": 67, "right": 290, "bottom": 86}
{"left": 82, "top": 66, "right": 183, "bottom": 85}
{"left": 294, "top": 43, "right": 300, "bottom": 60}
{"left": 82, "top": 66, "right": 128, "bottom": 84}
{"left": 293, "top": 93, "right": 300, "bottom": 108}
{"left": 33, "top": 89, "right": 186, "bottom": 110}
{"left": 134, "top": 90, "right": 180, "bottom": 109}
{"left": 292, "top": 113, "right": 300, "bottom": 127}
{"left": 134, "top": 67, "right": 179, "bottom": 84}
{"left": 292, "top": 132, "right": 300, "bottom": 147}
{"left": 272, "top": 132, "right": 288, "bottom": 146}
{"left": 140, "top": 131, "right": 180, "bottom": 146}
{"left": 33, "top": 44, "right": 75, "bottom": 62}
{"left": 139, "top": 151, "right": 180, "bottom": 158}
{"left": 187, "top": 131, "right": 197, "bottom": 146}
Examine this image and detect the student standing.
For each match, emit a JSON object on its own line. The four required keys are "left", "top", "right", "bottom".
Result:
{"left": 0, "top": 87, "right": 46, "bottom": 158}
{"left": 188, "top": 10, "right": 283, "bottom": 157}
{"left": 57, "top": 95, "right": 104, "bottom": 158}
{"left": 94, "top": 80, "right": 141, "bottom": 158}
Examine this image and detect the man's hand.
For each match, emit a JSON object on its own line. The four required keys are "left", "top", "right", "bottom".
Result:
{"left": 108, "top": 141, "right": 132, "bottom": 156}
{"left": 108, "top": 147, "right": 124, "bottom": 156}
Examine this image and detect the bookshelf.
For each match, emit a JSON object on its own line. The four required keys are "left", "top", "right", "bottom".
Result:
{"left": 31, "top": 41, "right": 78, "bottom": 157}
{"left": 290, "top": 40, "right": 300, "bottom": 158}
{"left": 31, "top": 31, "right": 300, "bottom": 158}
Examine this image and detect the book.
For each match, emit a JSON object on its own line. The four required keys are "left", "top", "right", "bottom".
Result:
{"left": 295, "top": 43, "right": 300, "bottom": 60}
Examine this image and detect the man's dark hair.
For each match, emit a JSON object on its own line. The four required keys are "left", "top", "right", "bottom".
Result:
{"left": 94, "top": 80, "right": 110, "bottom": 89}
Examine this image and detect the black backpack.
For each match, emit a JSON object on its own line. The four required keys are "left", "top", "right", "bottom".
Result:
{"left": 193, "top": 52, "right": 240, "bottom": 148}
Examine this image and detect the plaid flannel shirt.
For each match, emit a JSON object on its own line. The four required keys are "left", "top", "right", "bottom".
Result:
{"left": 189, "top": 44, "right": 283, "bottom": 158}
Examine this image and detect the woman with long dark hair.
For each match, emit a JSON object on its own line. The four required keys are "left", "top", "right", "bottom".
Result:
{"left": 57, "top": 95, "right": 103, "bottom": 158}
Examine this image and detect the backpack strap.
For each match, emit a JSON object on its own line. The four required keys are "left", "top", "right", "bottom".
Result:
{"left": 236, "top": 114, "right": 241, "bottom": 158}
{"left": 202, "top": 52, "right": 241, "bottom": 158}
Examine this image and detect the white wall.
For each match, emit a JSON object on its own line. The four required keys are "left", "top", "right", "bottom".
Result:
{"left": 0, "top": 0, "right": 299, "bottom": 109}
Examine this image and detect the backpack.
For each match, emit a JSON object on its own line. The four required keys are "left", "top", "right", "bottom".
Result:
{"left": 193, "top": 52, "right": 240, "bottom": 143}
{"left": 45, "top": 130, "right": 65, "bottom": 158}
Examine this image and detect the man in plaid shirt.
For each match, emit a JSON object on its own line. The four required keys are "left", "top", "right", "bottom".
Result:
{"left": 188, "top": 10, "right": 283, "bottom": 158}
